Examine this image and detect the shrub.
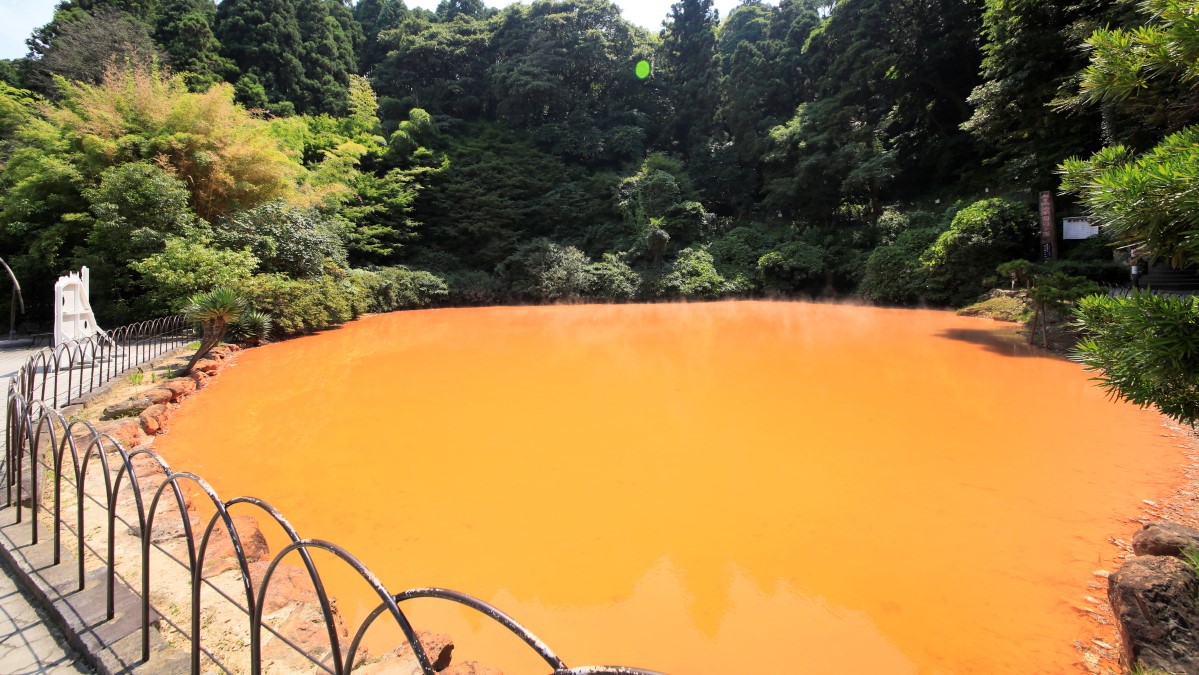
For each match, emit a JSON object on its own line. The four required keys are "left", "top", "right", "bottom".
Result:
{"left": 228, "top": 310, "right": 273, "bottom": 346}
{"left": 447, "top": 270, "right": 504, "bottom": 305}
{"left": 709, "top": 226, "right": 783, "bottom": 291}
{"left": 858, "top": 227, "right": 942, "bottom": 305}
{"left": 216, "top": 201, "right": 348, "bottom": 278}
{"left": 372, "top": 267, "right": 450, "bottom": 311}
{"left": 131, "top": 234, "right": 259, "bottom": 313}
{"left": 1073, "top": 292, "right": 1199, "bottom": 425}
{"left": 588, "top": 253, "right": 641, "bottom": 300}
{"left": 497, "top": 238, "right": 594, "bottom": 301}
{"left": 235, "top": 273, "right": 354, "bottom": 337}
{"left": 757, "top": 241, "right": 827, "bottom": 293}
{"left": 657, "top": 245, "right": 728, "bottom": 299}
{"left": 921, "top": 198, "right": 1039, "bottom": 306}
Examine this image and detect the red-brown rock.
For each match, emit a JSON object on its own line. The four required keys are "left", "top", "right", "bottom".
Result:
{"left": 1109, "top": 554, "right": 1199, "bottom": 674}
{"left": 162, "top": 378, "right": 197, "bottom": 401}
{"left": 253, "top": 560, "right": 351, "bottom": 670}
{"left": 194, "top": 358, "right": 221, "bottom": 374}
{"left": 144, "top": 388, "right": 173, "bottom": 405}
{"left": 139, "top": 404, "right": 171, "bottom": 435}
{"left": 356, "top": 632, "right": 455, "bottom": 674}
{"left": 202, "top": 515, "right": 270, "bottom": 575}
{"left": 1133, "top": 521, "right": 1199, "bottom": 558}
{"left": 442, "top": 662, "right": 503, "bottom": 675}
{"left": 248, "top": 562, "right": 318, "bottom": 614}
{"left": 90, "top": 418, "right": 146, "bottom": 451}
{"left": 188, "top": 370, "right": 209, "bottom": 389}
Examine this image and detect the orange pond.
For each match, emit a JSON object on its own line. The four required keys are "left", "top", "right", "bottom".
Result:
{"left": 155, "top": 301, "right": 1188, "bottom": 674}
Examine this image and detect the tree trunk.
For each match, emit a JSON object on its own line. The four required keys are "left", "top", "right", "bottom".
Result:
{"left": 183, "top": 320, "right": 226, "bottom": 374}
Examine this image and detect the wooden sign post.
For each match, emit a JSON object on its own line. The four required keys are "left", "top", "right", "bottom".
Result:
{"left": 1039, "top": 191, "right": 1058, "bottom": 260}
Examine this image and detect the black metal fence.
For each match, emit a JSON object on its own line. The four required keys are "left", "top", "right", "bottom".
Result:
{"left": 13, "top": 315, "right": 195, "bottom": 409}
{"left": 4, "top": 321, "right": 662, "bottom": 675}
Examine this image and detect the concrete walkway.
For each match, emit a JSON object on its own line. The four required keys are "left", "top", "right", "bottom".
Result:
{"left": 0, "top": 344, "right": 90, "bottom": 674}
{"left": 0, "top": 556, "right": 89, "bottom": 674}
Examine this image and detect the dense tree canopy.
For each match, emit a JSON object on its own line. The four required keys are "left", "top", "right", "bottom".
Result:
{"left": 0, "top": 0, "right": 1176, "bottom": 357}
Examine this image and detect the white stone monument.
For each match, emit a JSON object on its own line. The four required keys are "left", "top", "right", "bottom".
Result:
{"left": 53, "top": 266, "right": 106, "bottom": 347}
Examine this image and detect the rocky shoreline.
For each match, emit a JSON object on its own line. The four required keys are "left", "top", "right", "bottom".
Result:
{"left": 1084, "top": 418, "right": 1199, "bottom": 675}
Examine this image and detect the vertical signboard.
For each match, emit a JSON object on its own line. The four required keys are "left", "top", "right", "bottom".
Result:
{"left": 1039, "top": 191, "right": 1058, "bottom": 260}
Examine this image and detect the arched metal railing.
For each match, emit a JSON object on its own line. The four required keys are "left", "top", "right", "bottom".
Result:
{"left": 13, "top": 314, "right": 194, "bottom": 409}
{"left": 3, "top": 323, "right": 664, "bottom": 675}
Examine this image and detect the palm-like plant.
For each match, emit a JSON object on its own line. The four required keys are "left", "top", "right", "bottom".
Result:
{"left": 183, "top": 288, "right": 246, "bottom": 373}
{"left": 228, "top": 309, "right": 273, "bottom": 346}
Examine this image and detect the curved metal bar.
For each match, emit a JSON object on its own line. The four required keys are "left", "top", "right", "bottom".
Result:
{"left": 28, "top": 408, "right": 65, "bottom": 545}
{"left": 108, "top": 440, "right": 147, "bottom": 621}
{"left": 0, "top": 256, "right": 25, "bottom": 315}
{"left": 192, "top": 495, "right": 258, "bottom": 674}
{"left": 63, "top": 420, "right": 102, "bottom": 588}
{"left": 78, "top": 434, "right": 116, "bottom": 593}
{"left": 141, "top": 472, "right": 202, "bottom": 661}
{"left": 254, "top": 539, "right": 433, "bottom": 675}
{"left": 349, "top": 588, "right": 567, "bottom": 672}
{"left": 556, "top": 668, "right": 669, "bottom": 675}
{"left": 11, "top": 392, "right": 38, "bottom": 527}
{"left": 53, "top": 418, "right": 85, "bottom": 565}
{"left": 225, "top": 496, "right": 344, "bottom": 675}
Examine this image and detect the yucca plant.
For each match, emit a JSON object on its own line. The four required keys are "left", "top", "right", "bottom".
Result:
{"left": 228, "top": 309, "right": 273, "bottom": 346}
{"left": 183, "top": 288, "right": 246, "bottom": 373}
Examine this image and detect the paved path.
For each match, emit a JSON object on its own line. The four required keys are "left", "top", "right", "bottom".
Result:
{"left": 0, "top": 557, "right": 89, "bottom": 674}
{"left": 0, "top": 345, "right": 90, "bottom": 674}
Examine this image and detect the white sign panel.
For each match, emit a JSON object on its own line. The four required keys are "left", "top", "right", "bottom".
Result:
{"left": 1063, "top": 217, "right": 1101, "bottom": 240}
{"left": 53, "top": 266, "right": 105, "bottom": 347}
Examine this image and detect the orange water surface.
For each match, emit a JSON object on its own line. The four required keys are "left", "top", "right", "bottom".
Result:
{"left": 154, "top": 301, "right": 1189, "bottom": 674}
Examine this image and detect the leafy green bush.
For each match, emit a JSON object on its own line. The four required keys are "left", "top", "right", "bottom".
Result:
{"left": 497, "top": 238, "right": 594, "bottom": 301}
{"left": 131, "top": 234, "right": 259, "bottom": 313}
{"left": 708, "top": 226, "right": 783, "bottom": 291}
{"left": 588, "top": 253, "right": 641, "bottom": 300}
{"left": 1073, "top": 292, "right": 1199, "bottom": 425}
{"left": 921, "top": 198, "right": 1039, "bottom": 306}
{"left": 656, "top": 245, "right": 728, "bottom": 299}
{"left": 1055, "top": 233, "right": 1125, "bottom": 284}
{"left": 447, "top": 270, "right": 505, "bottom": 306}
{"left": 372, "top": 266, "right": 450, "bottom": 311}
{"left": 757, "top": 241, "right": 827, "bottom": 293}
{"left": 217, "top": 201, "right": 348, "bottom": 278}
{"left": 858, "top": 227, "right": 943, "bottom": 305}
{"left": 235, "top": 273, "right": 355, "bottom": 337}
{"left": 228, "top": 309, "right": 274, "bottom": 346}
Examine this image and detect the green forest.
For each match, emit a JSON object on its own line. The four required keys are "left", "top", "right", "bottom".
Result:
{"left": 1, "top": 0, "right": 1197, "bottom": 419}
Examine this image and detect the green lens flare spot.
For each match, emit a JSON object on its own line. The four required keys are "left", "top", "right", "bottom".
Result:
{"left": 636, "top": 60, "right": 651, "bottom": 79}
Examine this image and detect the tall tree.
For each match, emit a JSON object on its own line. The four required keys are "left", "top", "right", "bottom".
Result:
{"left": 437, "top": 0, "right": 489, "bottom": 21}
{"left": 215, "top": 0, "right": 305, "bottom": 111}
{"left": 659, "top": 0, "right": 720, "bottom": 159}
{"left": 371, "top": 10, "right": 494, "bottom": 122}
{"left": 764, "top": 0, "right": 983, "bottom": 219}
{"left": 487, "top": 0, "right": 655, "bottom": 165}
{"left": 963, "top": 0, "right": 1135, "bottom": 188}
{"left": 353, "top": 0, "right": 410, "bottom": 74}
{"left": 294, "top": 0, "right": 359, "bottom": 114}
{"left": 153, "top": 0, "right": 233, "bottom": 89}
{"left": 25, "top": 7, "right": 164, "bottom": 95}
